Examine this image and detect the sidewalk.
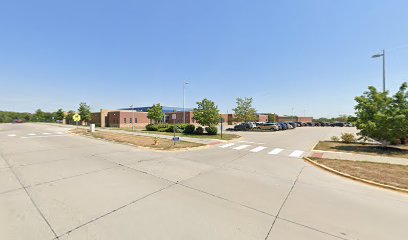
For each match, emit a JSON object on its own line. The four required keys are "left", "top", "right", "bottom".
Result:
{"left": 99, "top": 128, "right": 224, "bottom": 145}
{"left": 310, "top": 150, "right": 408, "bottom": 166}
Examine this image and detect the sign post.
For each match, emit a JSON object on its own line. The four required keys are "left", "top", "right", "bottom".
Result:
{"left": 220, "top": 117, "right": 224, "bottom": 139}
{"left": 73, "top": 113, "right": 81, "bottom": 129}
{"left": 172, "top": 113, "right": 178, "bottom": 145}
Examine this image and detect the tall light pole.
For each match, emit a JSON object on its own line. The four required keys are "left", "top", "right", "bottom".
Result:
{"left": 130, "top": 104, "right": 134, "bottom": 131}
{"left": 183, "top": 81, "right": 189, "bottom": 124}
{"left": 372, "top": 49, "right": 386, "bottom": 93}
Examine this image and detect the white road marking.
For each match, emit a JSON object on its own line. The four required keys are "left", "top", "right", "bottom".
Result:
{"left": 56, "top": 132, "right": 64, "bottom": 134}
{"left": 220, "top": 143, "right": 235, "bottom": 148}
{"left": 268, "top": 148, "right": 284, "bottom": 155}
{"left": 239, "top": 141, "right": 265, "bottom": 144}
{"left": 27, "top": 133, "right": 36, "bottom": 136}
{"left": 233, "top": 145, "right": 251, "bottom": 150}
{"left": 250, "top": 146, "right": 267, "bottom": 152}
{"left": 289, "top": 150, "right": 304, "bottom": 158}
{"left": 42, "top": 133, "right": 51, "bottom": 135}
{"left": 20, "top": 135, "right": 67, "bottom": 139}
{"left": 7, "top": 134, "right": 16, "bottom": 137}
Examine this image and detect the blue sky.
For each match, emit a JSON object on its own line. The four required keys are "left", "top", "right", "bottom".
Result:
{"left": 1, "top": 0, "right": 408, "bottom": 117}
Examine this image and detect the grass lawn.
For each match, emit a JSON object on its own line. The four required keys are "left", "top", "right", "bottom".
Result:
{"left": 310, "top": 157, "right": 408, "bottom": 190}
{"left": 71, "top": 129, "right": 204, "bottom": 150}
{"left": 138, "top": 130, "right": 240, "bottom": 140}
{"left": 314, "top": 141, "right": 408, "bottom": 159}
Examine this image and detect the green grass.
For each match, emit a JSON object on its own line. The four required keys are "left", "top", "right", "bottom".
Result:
{"left": 314, "top": 141, "right": 408, "bottom": 159}
{"left": 140, "top": 130, "right": 240, "bottom": 140}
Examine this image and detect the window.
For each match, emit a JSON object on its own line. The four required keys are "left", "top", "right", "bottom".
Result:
{"left": 130, "top": 118, "right": 132, "bottom": 123}
{"left": 124, "top": 118, "right": 126, "bottom": 123}
{"left": 135, "top": 118, "right": 138, "bottom": 123}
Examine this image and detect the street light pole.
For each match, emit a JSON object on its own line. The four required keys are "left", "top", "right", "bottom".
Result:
{"left": 183, "top": 81, "right": 189, "bottom": 124}
{"left": 372, "top": 49, "right": 386, "bottom": 93}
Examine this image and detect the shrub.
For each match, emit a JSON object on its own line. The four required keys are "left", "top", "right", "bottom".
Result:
{"left": 330, "top": 136, "right": 340, "bottom": 141}
{"left": 176, "top": 124, "right": 188, "bottom": 130}
{"left": 341, "top": 133, "right": 356, "bottom": 143}
{"left": 195, "top": 126, "right": 204, "bottom": 135}
{"left": 205, "top": 126, "right": 218, "bottom": 135}
{"left": 183, "top": 124, "right": 195, "bottom": 134}
{"left": 166, "top": 125, "right": 183, "bottom": 133}
{"left": 146, "top": 124, "right": 159, "bottom": 131}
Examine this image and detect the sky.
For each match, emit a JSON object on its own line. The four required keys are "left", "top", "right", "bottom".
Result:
{"left": 1, "top": 0, "right": 408, "bottom": 118}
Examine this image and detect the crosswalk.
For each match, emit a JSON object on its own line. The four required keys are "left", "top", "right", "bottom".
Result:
{"left": 5, "top": 132, "right": 66, "bottom": 138}
{"left": 219, "top": 143, "right": 304, "bottom": 158}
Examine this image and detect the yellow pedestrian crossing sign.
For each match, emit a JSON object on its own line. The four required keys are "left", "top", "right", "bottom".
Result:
{"left": 73, "top": 113, "right": 81, "bottom": 122}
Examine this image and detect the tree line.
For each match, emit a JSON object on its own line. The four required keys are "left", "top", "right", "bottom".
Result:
{"left": 0, "top": 102, "right": 92, "bottom": 124}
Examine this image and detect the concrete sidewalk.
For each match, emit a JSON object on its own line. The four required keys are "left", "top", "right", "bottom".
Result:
{"left": 310, "top": 150, "right": 408, "bottom": 166}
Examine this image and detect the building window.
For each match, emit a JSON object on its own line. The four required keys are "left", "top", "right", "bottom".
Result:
{"left": 130, "top": 118, "right": 132, "bottom": 123}
{"left": 135, "top": 118, "right": 138, "bottom": 123}
{"left": 124, "top": 118, "right": 126, "bottom": 123}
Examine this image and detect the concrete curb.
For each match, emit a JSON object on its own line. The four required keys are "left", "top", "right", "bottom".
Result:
{"left": 69, "top": 131, "right": 209, "bottom": 152}
{"left": 303, "top": 157, "right": 408, "bottom": 195}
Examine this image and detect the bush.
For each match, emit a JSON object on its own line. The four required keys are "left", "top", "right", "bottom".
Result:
{"left": 341, "top": 133, "right": 356, "bottom": 143}
{"left": 330, "top": 136, "right": 340, "bottom": 141}
{"left": 205, "top": 126, "right": 218, "bottom": 135}
{"left": 166, "top": 125, "right": 183, "bottom": 133}
{"left": 146, "top": 124, "right": 159, "bottom": 131}
{"left": 195, "top": 126, "right": 204, "bottom": 135}
{"left": 183, "top": 124, "right": 196, "bottom": 134}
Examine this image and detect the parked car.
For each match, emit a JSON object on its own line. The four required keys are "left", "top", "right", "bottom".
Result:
{"left": 306, "top": 122, "right": 313, "bottom": 127}
{"left": 345, "top": 122, "right": 353, "bottom": 127}
{"left": 287, "top": 122, "right": 297, "bottom": 128}
{"left": 234, "top": 123, "right": 250, "bottom": 131}
{"left": 331, "top": 122, "right": 345, "bottom": 127}
{"left": 278, "top": 122, "right": 287, "bottom": 130}
{"left": 258, "top": 123, "right": 279, "bottom": 131}
{"left": 13, "top": 119, "right": 23, "bottom": 123}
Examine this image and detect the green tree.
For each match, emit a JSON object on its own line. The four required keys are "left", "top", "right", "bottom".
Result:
{"left": 34, "top": 109, "right": 45, "bottom": 122}
{"left": 66, "top": 110, "right": 75, "bottom": 123}
{"left": 354, "top": 84, "right": 408, "bottom": 145}
{"left": 267, "top": 113, "right": 277, "bottom": 122}
{"left": 233, "top": 97, "right": 257, "bottom": 122}
{"left": 147, "top": 104, "right": 165, "bottom": 124}
{"left": 193, "top": 98, "right": 220, "bottom": 127}
{"left": 55, "top": 108, "right": 65, "bottom": 121}
{"left": 78, "top": 102, "right": 92, "bottom": 123}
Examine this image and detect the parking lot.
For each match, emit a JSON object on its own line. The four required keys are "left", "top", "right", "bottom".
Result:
{"left": 1, "top": 123, "right": 407, "bottom": 240}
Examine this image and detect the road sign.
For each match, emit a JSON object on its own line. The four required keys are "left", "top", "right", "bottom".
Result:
{"left": 73, "top": 114, "right": 81, "bottom": 122}
{"left": 172, "top": 137, "right": 180, "bottom": 143}
{"left": 172, "top": 114, "right": 176, "bottom": 120}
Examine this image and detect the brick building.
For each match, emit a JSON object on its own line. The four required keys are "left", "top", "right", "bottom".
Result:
{"left": 107, "top": 111, "right": 150, "bottom": 128}
{"left": 277, "top": 116, "right": 313, "bottom": 123}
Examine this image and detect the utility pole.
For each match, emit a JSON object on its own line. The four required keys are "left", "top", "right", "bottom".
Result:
{"left": 183, "top": 81, "right": 189, "bottom": 124}
{"left": 291, "top": 107, "right": 294, "bottom": 122}
{"left": 372, "top": 49, "right": 386, "bottom": 93}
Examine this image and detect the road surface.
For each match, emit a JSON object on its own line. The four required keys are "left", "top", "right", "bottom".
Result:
{"left": 0, "top": 123, "right": 407, "bottom": 240}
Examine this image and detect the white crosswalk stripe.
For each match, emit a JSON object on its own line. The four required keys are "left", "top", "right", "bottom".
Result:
{"left": 289, "top": 150, "right": 304, "bottom": 158}
{"left": 250, "top": 146, "right": 267, "bottom": 152}
{"left": 28, "top": 133, "right": 36, "bottom": 136}
{"left": 42, "top": 133, "right": 51, "bottom": 135}
{"left": 268, "top": 148, "right": 284, "bottom": 155}
{"left": 56, "top": 132, "right": 64, "bottom": 134}
{"left": 219, "top": 143, "right": 235, "bottom": 148}
{"left": 233, "top": 145, "right": 251, "bottom": 150}
{"left": 7, "top": 134, "right": 16, "bottom": 137}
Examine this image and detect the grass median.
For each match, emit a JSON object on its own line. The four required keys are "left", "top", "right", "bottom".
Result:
{"left": 310, "top": 157, "right": 408, "bottom": 190}
{"left": 71, "top": 129, "right": 204, "bottom": 150}
{"left": 314, "top": 141, "right": 408, "bottom": 159}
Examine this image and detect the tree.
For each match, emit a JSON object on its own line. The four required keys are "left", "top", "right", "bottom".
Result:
{"left": 233, "top": 97, "right": 257, "bottom": 122}
{"left": 354, "top": 83, "right": 408, "bottom": 145}
{"left": 34, "top": 109, "right": 45, "bottom": 122}
{"left": 66, "top": 110, "right": 75, "bottom": 123}
{"left": 193, "top": 98, "right": 220, "bottom": 127}
{"left": 55, "top": 108, "right": 65, "bottom": 121}
{"left": 147, "top": 104, "right": 165, "bottom": 124}
{"left": 267, "top": 113, "right": 277, "bottom": 122}
{"left": 78, "top": 102, "right": 92, "bottom": 123}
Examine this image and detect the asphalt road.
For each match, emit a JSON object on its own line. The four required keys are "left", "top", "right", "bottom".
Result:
{"left": 0, "top": 123, "right": 407, "bottom": 240}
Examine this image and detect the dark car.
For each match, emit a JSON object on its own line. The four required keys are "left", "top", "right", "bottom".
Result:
{"left": 287, "top": 122, "right": 297, "bottom": 128}
{"left": 278, "top": 123, "right": 287, "bottom": 130}
{"left": 331, "top": 122, "right": 345, "bottom": 127}
{"left": 234, "top": 123, "right": 251, "bottom": 131}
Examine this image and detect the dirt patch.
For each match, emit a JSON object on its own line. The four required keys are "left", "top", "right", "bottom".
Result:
{"left": 310, "top": 157, "right": 408, "bottom": 190}
{"left": 71, "top": 129, "right": 204, "bottom": 150}
{"left": 314, "top": 141, "right": 408, "bottom": 159}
